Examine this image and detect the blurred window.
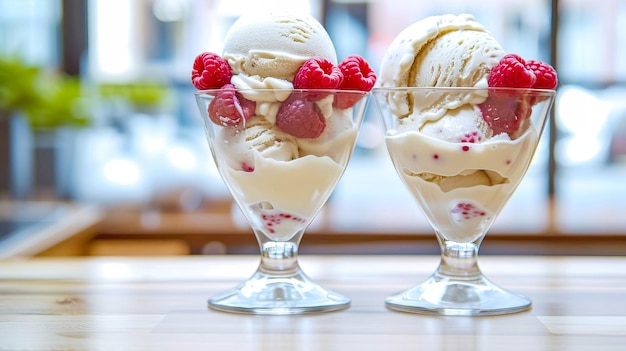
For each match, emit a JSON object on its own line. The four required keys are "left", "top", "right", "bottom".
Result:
{"left": 555, "top": 0, "right": 626, "bottom": 233}
{"left": 0, "top": 0, "right": 60, "bottom": 66}
{"left": 1, "top": 0, "right": 625, "bottom": 238}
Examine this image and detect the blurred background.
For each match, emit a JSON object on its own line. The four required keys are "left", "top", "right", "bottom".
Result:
{"left": 1, "top": 0, "right": 625, "bottom": 257}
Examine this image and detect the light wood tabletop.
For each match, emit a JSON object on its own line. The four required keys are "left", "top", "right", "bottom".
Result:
{"left": 0, "top": 255, "right": 625, "bottom": 350}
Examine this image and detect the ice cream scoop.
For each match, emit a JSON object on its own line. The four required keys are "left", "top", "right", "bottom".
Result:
{"left": 379, "top": 13, "right": 504, "bottom": 90}
{"left": 242, "top": 117, "right": 300, "bottom": 161}
{"left": 223, "top": 12, "right": 338, "bottom": 82}
{"left": 378, "top": 14, "right": 505, "bottom": 137}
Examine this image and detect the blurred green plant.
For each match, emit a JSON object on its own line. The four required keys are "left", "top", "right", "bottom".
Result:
{"left": 0, "top": 56, "right": 90, "bottom": 129}
{"left": 97, "top": 81, "right": 172, "bottom": 112}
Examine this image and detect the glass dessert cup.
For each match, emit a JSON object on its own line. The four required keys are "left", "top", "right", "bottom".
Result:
{"left": 195, "top": 88, "right": 370, "bottom": 314}
{"left": 373, "top": 87, "right": 556, "bottom": 316}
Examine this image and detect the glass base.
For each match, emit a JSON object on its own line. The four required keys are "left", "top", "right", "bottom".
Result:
{"left": 208, "top": 268, "right": 350, "bottom": 315}
{"left": 385, "top": 272, "right": 531, "bottom": 316}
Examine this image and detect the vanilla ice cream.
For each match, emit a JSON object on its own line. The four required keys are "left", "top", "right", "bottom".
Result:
{"left": 379, "top": 13, "right": 503, "bottom": 90}
{"left": 384, "top": 124, "right": 537, "bottom": 242}
{"left": 216, "top": 117, "right": 299, "bottom": 170}
{"left": 223, "top": 12, "right": 338, "bottom": 84}
{"left": 379, "top": 14, "right": 504, "bottom": 138}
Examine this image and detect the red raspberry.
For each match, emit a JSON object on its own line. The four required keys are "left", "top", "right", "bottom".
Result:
{"left": 260, "top": 211, "right": 305, "bottom": 234}
{"left": 451, "top": 202, "right": 487, "bottom": 222}
{"left": 208, "top": 84, "right": 256, "bottom": 127}
{"left": 334, "top": 55, "right": 377, "bottom": 109}
{"left": 191, "top": 52, "right": 233, "bottom": 90}
{"left": 525, "top": 60, "right": 558, "bottom": 89}
{"left": 338, "top": 55, "right": 377, "bottom": 91}
{"left": 479, "top": 91, "right": 532, "bottom": 136}
{"left": 293, "top": 57, "right": 343, "bottom": 91}
{"left": 483, "top": 54, "right": 557, "bottom": 134}
{"left": 488, "top": 54, "right": 536, "bottom": 88}
{"left": 276, "top": 93, "right": 326, "bottom": 138}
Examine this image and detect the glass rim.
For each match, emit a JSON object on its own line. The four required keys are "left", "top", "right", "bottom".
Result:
{"left": 194, "top": 88, "right": 372, "bottom": 96}
{"left": 372, "top": 86, "right": 557, "bottom": 94}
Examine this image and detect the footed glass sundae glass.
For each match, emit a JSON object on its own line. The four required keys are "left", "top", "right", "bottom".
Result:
{"left": 196, "top": 88, "right": 369, "bottom": 314}
{"left": 373, "top": 87, "right": 555, "bottom": 315}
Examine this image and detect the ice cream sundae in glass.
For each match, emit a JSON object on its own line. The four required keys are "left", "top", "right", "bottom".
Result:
{"left": 372, "top": 14, "right": 557, "bottom": 315}
{"left": 191, "top": 12, "right": 376, "bottom": 314}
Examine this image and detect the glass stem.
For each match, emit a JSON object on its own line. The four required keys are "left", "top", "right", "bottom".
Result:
{"left": 257, "top": 231, "right": 303, "bottom": 276}
{"left": 436, "top": 236, "right": 483, "bottom": 279}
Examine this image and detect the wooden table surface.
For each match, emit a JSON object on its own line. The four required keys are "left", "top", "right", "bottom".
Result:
{"left": 0, "top": 255, "right": 625, "bottom": 350}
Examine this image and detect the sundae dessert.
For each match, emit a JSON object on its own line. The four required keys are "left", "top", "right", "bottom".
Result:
{"left": 376, "top": 14, "right": 557, "bottom": 243}
{"left": 192, "top": 12, "right": 376, "bottom": 240}
{"left": 373, "top": 13, "right": 557, "bottom": 316}
{"left": 192, "top": 11, "right": 375, "bottom": 314}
